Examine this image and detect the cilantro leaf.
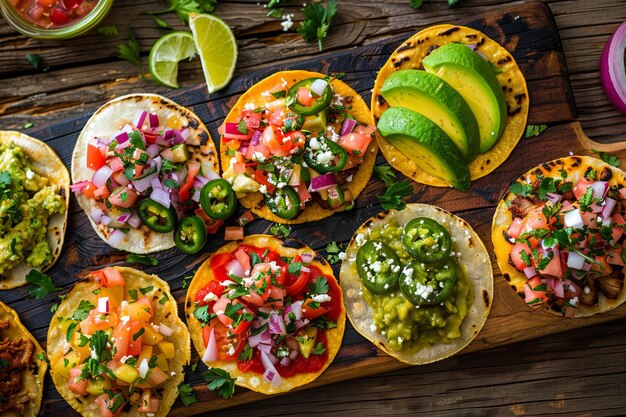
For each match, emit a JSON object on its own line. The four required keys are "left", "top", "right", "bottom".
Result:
{"left": 26, "top": 54, "right": 49, "bottom": 71}
{"left": 146, "top": 0, "right": 218, "bottom": 24}
{"left": 325, "top": 241, "right": 346, "bottom": 264}
{"left": 178, "top": 383, "right": 197, "bottom": 407}
{"left": 448, "top": 0, "right": 459, "bottom": 5}
{"left": 118, "top": 27, "right": 143, "bottom": 76}
{"left": 312, "top": 342, "right": 326, "bottom": 355}
{"left": 150, "top": 15, "right": 173, "bottom": 29}
{"left": 409, "top": 0, "right": 424, "bottom": 9}
{"left": 183, "top": 275, "right": 193, "bottom": 289}
{"left": 193, "top": 305, "right": 215, "bottom": 324}
{"left": 378, "top": 181, "right": 413, "bottom": 211}
{"left": 308, "top": 276, "right": 329, "bottom": 295}
{"left": 127, "top": 254, "right": 158, "bottom": 266}
{"left": 202, "top": 368, "right": 236, "bottom": 399}
{"left": 525, "top": 124, "right": 548, "bottom": 138}
{"left": 268, "top": 223, "right": 292, "bottom": 238}
{"left": 297, "top": 0, "right": 337, "bottom": 51}
{"left": 238, "top": 344, "right": 253, "bottom": 361}
{"left": 72, "top": 300, "right": 95, "bottom": 321}
{"left": 592, "top": 149, "right": 621, "bottom": 167}
{"left": 96, "top": 25, "right": 119, "bottom": 36}
{"left": 26, "top": 270, "right": 61, "bottom": 299}
{"left": 373, "top": 165, "right": 396, "bottom": 187}
{"left": 538, "top": 177, "right": 556, "bottom": 201}
{"left": 288, "top": 262, "right": 302, "bottom": 274}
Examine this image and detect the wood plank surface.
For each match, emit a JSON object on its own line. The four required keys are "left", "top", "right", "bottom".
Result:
{"left": 2, "top": 1, "right": 626, "bottom": 416}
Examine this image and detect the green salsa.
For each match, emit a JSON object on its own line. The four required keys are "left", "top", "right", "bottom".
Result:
{"left": 358, "top": 218, "right": 472, "bottom": 352}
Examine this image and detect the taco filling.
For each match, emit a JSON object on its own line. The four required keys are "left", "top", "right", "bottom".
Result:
{"left": 0, "top": 319, "right": 35, "bottom": 414}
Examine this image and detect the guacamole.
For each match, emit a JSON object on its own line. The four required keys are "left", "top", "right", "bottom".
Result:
{"left": 359, "top": 218, "right": 472, "bottom": 352}
{"left": 0, "top": 142, "right": 65, "bottom": 275}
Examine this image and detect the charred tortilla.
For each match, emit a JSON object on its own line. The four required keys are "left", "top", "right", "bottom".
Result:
{"left": 186, "top": 234, "right": 346, "bottom": 394}
{"left": 492, "top": 156, "right": 626, "bottom": 317}
{"left": 371, "top": 24, "right": 529, "bottom": 187}
{"left": 0, "top": 302, "right": 47, "bottom": 417}
{"left": 0, "top": 131, "right": 69, "bottom": 289}
{"left": 340, "top": 204, "right": 493, "bottom": 365}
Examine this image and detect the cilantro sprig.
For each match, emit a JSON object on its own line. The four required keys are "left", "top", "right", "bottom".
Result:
{"left": 592, "top": 149, "right": 621, "bottom": 167}
{"left": 324, "top": 241, "right": 346, "bottom": 264}
{"left": 118, "top": 27, "right": 143, "bottom": 76}
{"left": 146, "top": 0, "right": 219, "bottom": 25}
{"left": 203, "top": 368, "right": 236, "bottom": 399}
{"left": 178, "top": 383, "right": 197, "bottom": 407}
{"left": 127, "top": 254, "right": 159, "bottom": 266}
{"left": 26, "top": 270, "right": 61, "bottom": 299}
{"left": 373, "top": 165, "right": 396, "bottom": 187}
{"left": 378, "top": 181, "right": 413, "bottom": 211}
{"left": 297, "top": 0, "right": 337, "bottom": 51}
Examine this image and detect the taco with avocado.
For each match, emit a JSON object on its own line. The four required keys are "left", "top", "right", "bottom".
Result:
{"left": 492, "top": 156, "right": 626, "bottom": 317}
{"left": 186, "top": 235, "right": 346, "bottom": 394}
{"left": 340, "top": 203, "right": 493, "bottom": 365}
{"left": 219, "top": 70, "right": 378, "bottom": 224}
{"left": 0, "top": 301, "right": 47, "bottom": 417}
{"left": 47, "top": 266, "right": 190, "bottom": 417}
{"left": 71, "top": 94, "right": 220, "bottom": 254}
{"left": 371, "top": 24, "right": 529, "bottom": 191}
{"left": 0, "top": 131, "right": 69, "bottom": 289}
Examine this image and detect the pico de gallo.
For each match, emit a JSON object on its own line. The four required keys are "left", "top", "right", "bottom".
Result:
{"left": 220, "top": 76, "right": 376, "bottom": 220}
{"left": 191, "top": 243, "right": 343, "bottom": 388}
{"left": 50, "top": 267, "right": 180, "bottom": 416}
{"left": 504, "top": 164, "right": 626, "bottom": 316}
{"left": 71, "top": 109, "right": 236, "bottom": 253}
{"left": 10, "top": 0, "right": 99, "bottom": 28}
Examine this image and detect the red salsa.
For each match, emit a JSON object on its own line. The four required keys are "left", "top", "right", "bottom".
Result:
{"left": 10, "top": 0, "right": 99, "bottom": 28}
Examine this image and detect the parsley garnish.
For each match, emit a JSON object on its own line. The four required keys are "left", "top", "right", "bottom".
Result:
{"left": 519, "top": 250, "right": 531, "bottom": 267}
{"left": 66, "top": 322, "right": 78, "bottom": 342}
{"left": 203, "top": 368, "right": 236, "bottom": 399}
{"left": 579, "top": 186, "right": 594, "bottom": 211}
{"left": 237, "top": 119, "right": 248, "bottom": 134}
{"left": 378, "top": 181, "right": 413, "bottom": 211}
{"left": 26, "top": 270, "right": 61, "bottom": 299}
{"left": 133, "top": 327, "right": 145, "bottom": 341}
{"left": 509, "top": 181, "right": 533, "bottom": 197}
{"left": 373, "top": 165, "right": 396, "bottom": 187}
{"left": 146, "top": 0, "right": 218, "bottom": 24}
{"left": 249, "top": 252, "right": 262, "bottom": 268}
{"left": 536, "top": 251, "right": 553, "bottom": 270}
{"left": 268, "top": 223, "right": 292, "bottom": 238}
{"left": 325, "top": 241, "right": 346, "bottom": 264}
{"left": 312, "top": 342, "right": 326, "bottom": 355}
{"left": 164, "top": 178, "right": 180, "bottom": 189}
{"left": 26, "top": 54, "right": 49, "bottom": 71}
{"left": 193, "top": 305, "right": 215, "bottom": 324}
{"left": 178, "top": 383, "right": 197, "bottom": 407}
{"left": 128, "top": 289, "right": 139, "bottom": 301}
{"left": 118, "top": 27, "right": 143, "bottom": 76}
{"left": 73, "top": 300, "right": 95, "bottom": 321}
{"left": 525, "top": 124, "right": 548, "bottom": 138}
{"left": 97, "top": 25, "right": 119, "bottom": 36}
{"left": 538, "top": 177, "right": 557, "bottom": 201}
{"left": 592, "top": 149, "right": 621, "bottom": 167}
{"left": 297, "top": 0, "right": 337, "bottom": 51}
{"left": 313, "top": 316, "right": 337, "bottom": 330}
{"left": 238, "top": 345, "right": 253, "bottom": 361}
{"left": 308, "top": 276, "right": 329, "bottom": 295}
{"left": 288, "top": 262, "right": 302, "bottom": 274}
{"left": 127, "top": 254, "right": 158, "bottom": 266}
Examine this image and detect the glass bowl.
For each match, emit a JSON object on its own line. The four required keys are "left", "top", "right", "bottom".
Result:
{"left": 0, "top": 0, "right": 114, "bottom": 40}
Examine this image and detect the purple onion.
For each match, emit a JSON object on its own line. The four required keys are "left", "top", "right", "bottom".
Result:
{"left": 149, "top": 112, "right": 159, "bottom": 128}
{"left": 100, "top": 215, "right": 112, "bottom": 226}
{"left": 309, "top": 173, "right": 337, "bottom": 192}
{"left": 70, "top": 181, "right": 89, "bottom": 193}
{"left": 195, "top": 175, "right": 211, "bottom": 188}
{"left": 128, "top": 213, "right": 142, "bottom": 229}
{"left": 117, "top": 213, "right": 132, "bottom": 223}
{"left": 602, "top": 197, "right": 617, "bottom": 219}
{"left": 116, "top": 131, "right": 129, "bottom": 144}
{"left": 226, "top": 259, "right": 245, "bottom": 278}
{"left": 92, "top": 165, "right": 113, "bottom": 188}
{"left": 546, "top": 193, "right": 562, "bottom": 204}
{"left": 268, "top": 311, "right": 287, "bottom": 335}
{"left": 340, "top": 118, "right": 357, "bottom": 135}
{"left": 284, "top": 300, "right": 303, "bottom": 322}
{"left": 301, "top": 253, "right": 313, "bottom": 264}
{"left": 90, "top": 208, "right": 104, "bottom": 223}
{"left": 180, "top": 128, "right": 191, "bottom": 141}
{"left": 171, "top": 130, "right": 185, "bottom": 145}
{"left": 279, "top": 356, "right": 291, "bottom": 367}
{"left": 523, "top": 266, "right": 536, "bottom": 279}
{"left": 250, "top": 130, "right": 262, "bottom": 146}
{"left": 257, "top": 343, "right": 272, "bottom": 354}
{"left": 288, "top": 349, "right": 299, "bottom": 360}
{"left": 133, "top": 110, "right": 147, "bottom": 129}
{"left": 151, "top": 177, "right": 162, "bottom": 191}
{"left": 150, "top": 187, "right": 171, "bottom": 208}
{"left": 133, "top": 172, "right": 158, "bottom": 194}
{"left": 146, "top": 144, "right": 160, "bottom": 158}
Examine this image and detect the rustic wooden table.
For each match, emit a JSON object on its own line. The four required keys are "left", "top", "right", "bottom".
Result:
{"left": 2, "top": 0, "right": 626, "bottom": 416}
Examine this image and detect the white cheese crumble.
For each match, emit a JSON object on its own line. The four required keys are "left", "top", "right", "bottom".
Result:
{"left": 26, "top": 169, "right": 35, "bottom": 180}
{"left": 203, "top": 292, "right": 218, "bottom": 303}
{"left": 243, "top": 102, "right": 256, "bottom": 110}
{"left": 355, "top": 233, "right": 366, "bottom": 246}
{"left": 311, "top": 294, "right": 332, "bottom": 303}
{"left": 338, "top": 251, "right": 346, "bottom": 260}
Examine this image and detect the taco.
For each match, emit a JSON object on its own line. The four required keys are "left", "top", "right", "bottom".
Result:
{"left": 340, "top": 204, "right": 493, "bottom": 365}
{"left": 186, "top": 234, "right": 346, "bottom": 394}
{"left": 71, "top": 94, "right": 220, "bottom": 254}
{"left": 0, "top": 301, "right": 47, "bottom": 416}
{"left": 219, "top": 70, "right": 378, "bottom": 224}
{"left": 47, "top": 266, "right": 190, "bottom": 417}
{"left": 371, "top": 24, "right": 529, "bottom": 189}
{"left": 492, "top": 156, "right": 626, "bottom": 317}
{"left": 0, "top": 131, "right": 69, "bottom": 289}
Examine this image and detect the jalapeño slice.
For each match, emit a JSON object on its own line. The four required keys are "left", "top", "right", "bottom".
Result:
{"left": 400, "top": 258, "right": 457, "bottom": 306}
{"left": 265, "top": 186, "right": 300, "bottom": 220}
{"left": 174, "top": 215, "right": 207, "bottom": 254}
{"left": 286, "top": 78, "right": 333, "bottom": 116}
{"left": 356, "top": 240, "right": 401, "bottom": 294}
{"left": 200, "top": 179, "right": 237, "bottom": 220}
{"left": 304, "top": 136, "right": 348, "bottom": 173}
{"left": 401, "top": 217, "right": 452, "bottom": 262}
{"left": 137, "top": 199, "right": 177, "bottom": 233}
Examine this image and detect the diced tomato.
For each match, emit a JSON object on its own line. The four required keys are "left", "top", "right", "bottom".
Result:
{"left": 133, "top": 164, "right": 144, "bottom": 179}
{"left": 612, "top": 214, "right": 625, "bottom": 242}
{"left": 108, "top": 157, "right": 124, "bottom": 172}
{"left": 296, "top": 183, "right": 311, "bottom": 208}
{"left": 224, "top": 226, "right": 244, "bottom": 241}
{"left": 93, "top": 184, "right": 110, "bottom": 199}
{"left": 236, "top": 210, "right": 254, "bottom": 226}
{"left": 143, "top": 132, "right": 159, "bottom": 144}
{"left": 523, "top": 207, "right": 549, "bottom": 231}
{"left": 573, "top": 177, "right": 594, "bottom": 200}
{"left": 82, "top": 182, "right": 98, "bottom": 199}
{"left": 607, "top": 246, "right": 624, "bottom": 266}
{"left": 302, "top": 298, "right": 329, "bottom": 320}
{"left": 195, "top": 281, "right": 224, "bottom": 307}
{"left": 246, "top": 141, "right": 272, "bottom": 161}
{"left": 510, "top": 243, "right": 532, "bottom": 271}
{"left": 507, "top": 218, "right": 524, "bottom": 239}
{"left": 210, "top": 252, "right": 235, "bottom": 270}
{"left": 269, "top": 107, "right": 284, "bottom": 126}
{"left": 241, "top": 110, "right": 262, "bottom": 130}
{"left": 296, "top": 87, "right": 314, "bottom": 106}
{"left": 289, "top": 131, "right": 307, "bottom": 150}
{"left": 108, "top": 186, "right": 138, "bottom": 208}
{"left": 179, "top": 163, "right": 200, "bottom": 202}
{"left": 137, "top": 390, "right": 160, "bottom": 413}
{"left": 112, "top": 171, "right": 130, "bottom": 187}
{"left": 353, "top": 125, "right": 376, "bottom": 136}
{"left": 194, "top": 207, "right": 224, "bottom": 234}
{"left": 267, "top": 285, "right": 285, "bottom": 307}
{"left": 234, "top": 247, "right": 251, "bottom": 272}
{"left": 148, "top": 367, "right": 169, "bottom": 386}
{"left": 50, "top": 8, "right": 69, "bottom": 25}
{"left": 213, "top": 297, "right": 233, "bottom": 327}
{"left": 285, "top": 269, "right": 310, "bottom": 296}
{"left": 343, "top": 154, "right": 364, "bottom": 171}
{"left": 253, "top": 169, "right": 276, "bottom": 193}
{"left": 203, "top": 319, "right": 247, "bottom": 360}
{"left": 102, "top": 267, "right": 126, "bottom": 287}
{"left": 87, "top": 144, "right": 106, "bottom": 171}
{"left": 112, "top": 320, "right": 129, "bottom": 360}
{"left": 591, "top": 255, "right": 613, "bottom": 276}
{"left": 68, "top": 366, "right": 88, "bottom": 396}
{"left": 80, "top": 309, "right": 119, "bottom": 335}
{"left": 136, "top": 296, "right": 154, "bottom": 318}
{"left": 581, "top": 210, "right": 599, "bottom": 227}
{"left": 538, "top": 251, "right": 563, "bottom": 278}
{"left": 523, "top": 276, "right": 549, "bottom": 307}
{"left": 121, "top": 298, "right": 152, "bottom": 323}
{"left": 94, "top": 393, "right": 125, "bottom": 417}
{"left": 127, "top": 320, "right": 143, "bottom": 356}
{"left": 338, "top": 132, "right": 372, "bottom": 157}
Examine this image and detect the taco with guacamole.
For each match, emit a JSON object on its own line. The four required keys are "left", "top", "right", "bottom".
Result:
{"left": 492, "top": 156, "right": 626, "bottom": 317}
{"left": 186, "top": 235, "right": 346, "bottom": 394}
{"left": 219, "top": 70, "right": 378, "bottom": 224}
{"left": 371, "top": 24, "right": 529, "bottom": 191}
{"left": 0, "top": 301, "right": 47, "bottom": 417}
{"left": 340, "top": 203, "right": 493, "bottom": 365}
{"left": 47, "top": 266, "right": 190, "bottom": 417}
{"left": 71, "top": 94, "right": 220, "bottom": 254}
{"left": 0, "top": 131, "right": 69, "bottom": 289}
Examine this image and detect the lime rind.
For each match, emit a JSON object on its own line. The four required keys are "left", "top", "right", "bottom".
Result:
{"left": 149, "top": 31, "right": 197, "bottom": 88}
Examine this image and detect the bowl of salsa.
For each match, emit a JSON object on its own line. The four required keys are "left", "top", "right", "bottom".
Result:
{"left": 1, "top": 0, "right": 113, "bottom": 39}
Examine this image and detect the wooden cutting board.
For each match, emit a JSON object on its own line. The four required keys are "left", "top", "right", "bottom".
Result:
{"left": 2, "top": 2, "right": 625, "bottom": 416}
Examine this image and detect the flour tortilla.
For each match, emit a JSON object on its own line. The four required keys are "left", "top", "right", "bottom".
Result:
{"left": 72, "top": 94, "right": 218, "bottom": 253}
{"left": 340, "top": 204, "right": 493, "bottom": 365}
{"left": 186, "top": 234, "right": 346, "bottom": 394}
{"left": 492, "top": 155, "right": 626, "bottom": 317}
{"left": 221, "top": 70, "right": 378, "bottom": 224}
{"left": 0, "top": 301, "right": 47, "bottom": 417}
{"left": 0, "top": 131, "right": 69, "bottom": 289}
{"left": 371, "top": 24, "right": 529, "bottom": 187}
{"left": 47, "top": 267, "right": 190, "bottom": 417}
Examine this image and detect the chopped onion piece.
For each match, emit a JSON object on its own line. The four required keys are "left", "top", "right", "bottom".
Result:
{"left": 590, "top": 181, "right": 608, "bottom": 199}
{"left": 602, "top": 197, "right": 617, "bottom": 219}
{"left": 149, "top": 112, "right": 159, "bottom": 128}
{"left": 202, "top": 327, "right": 218, "bottom": 363}
{"left": 117, "top": 213, "right": 132, "bottom": 223}
{"left": 133, "top": 110, "right": 147, "bottom": 129}
{"left": 600, "top": 20, "right": 626, "bottom": 115}
{"left": 127, "top": 213, "right": 142, "bottom": 229}
{"left": 288, "top": 349, "right": 299, "bottom": 360}
{"left": 150, "top": 187, "right": 171, "bottom": 209}
{"left": 92, "top": 165, "right": 113, "bottom": 188}
{"left": 279, "top": 356, "right": 291, "bottom": 367}
{"left": 545, "top": 193, "right": 562, "bottom": 204}
{"left": 300, "top": 253, "right": 313, "bottom": 264}
{"left": 97, "top": 297, "right": 109, "bottom": 314}
{"left": 257, "top": 343, "right": 272, "bottom": 354}
{"left": 90, "top": 208, "right": 104, "bottom": 223}
{"left": 310, "top": 79, "right": 328, "bottom": 96}
{"left": 340, "top": 118, "right": 357, "bottom": 135}
{"left": 268, "top": 311, "right": 287, "bottom": 335}
{"left": 100, "top": 215, "right": 112, "bottom": 226}
{"left": 523, "top": 266, "right": 536, "bottom": 279}
{"left": 116, "top": 131, "right": 129, "bottom": 144}
{"left": 309, "top": 173, "right": 337, "bottom": 192}
{"left": 251, "top": 130, "right": 262, "bottom": 146}
{"left": 563, "top": 208, "right": 584, "bottom": 229}
{"left": 225, "top": 259, "right": 245, "bottom": 278}
{"left": 138, "top": 358, "right": 150, "bottom": 379}
{"left": 180, "top": 128, "right": 191, "bottom": 141}
{"left": 133, "top": 172, "right": 158, "bottom": 194}
{"left": 567, "top": 251, "right": 586, "bottom": 270}
{"left": 70, "top": 181, "right": 89, "bottom": 193}
{"left": 107, "top": 229, "right": 126, "bottom": 246}
{"left": 146, "top": 143, "right": 160, "bottom": 158}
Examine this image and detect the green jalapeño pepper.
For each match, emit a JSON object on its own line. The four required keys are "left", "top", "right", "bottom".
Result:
{"left": 200, "top": 179, "right": 237, "bottom": 220}
{"left": 137, "top": 199, "right": 177, "bottom": 233}
{"left": 286, "top": 78, "right": 333, "bottom": 116}
{"left": 400, "top": 258, "right": 458, "bottom": 306}
{"left": 304, "top": 136, "right": 348, "bottom": 173}
{"left": 174, "top": 215, "right": 207, "bottom": 254}
{"left": 401, "top": 217, "right": 452, "bottom": 263}
{"left": 265, "top": 185, "right": 300, "bottom": 220}
{"left": 356, "top": 240, "right": 401, "bottom": 294}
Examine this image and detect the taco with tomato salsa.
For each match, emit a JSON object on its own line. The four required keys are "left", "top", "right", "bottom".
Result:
{"left": 492, "top": 156, "right": 626, "bottom": 317}
{"left": 71, "top": 94, "right": 220, "bottom": 254}
{"left": 47, "top": 267, "right": 190, "bottom": 417}
{"left": 220, "top": 70, "right": 378, "bottom": 224}
{"left": 340, "top": 204, "right": 493, "bottom": 365}
{"left": 185, "top": 235, "right": 346, "bottom": 394}
{"left": 0, "top": 301, "right": 47, "bottom": 417}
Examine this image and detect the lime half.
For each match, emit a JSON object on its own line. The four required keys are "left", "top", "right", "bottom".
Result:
{"left": 189, "top": 13, "right": 238, "bottom": 94}
{"left": 149, "top": 31, "right": 197, "bottom": 88}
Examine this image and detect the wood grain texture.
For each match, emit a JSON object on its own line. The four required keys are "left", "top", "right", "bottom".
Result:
{"left": 2, "top": 1, "right": 626, "bottom": 416}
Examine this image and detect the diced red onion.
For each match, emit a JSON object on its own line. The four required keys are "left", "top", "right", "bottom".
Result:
{"left": 203, "top": 327, "right": 218, "bottom": 362}
{"left": 523, "top": 266, "right": 536, "bottom": 279}
{"left": 309, "top": 173, "right": 337, "bottom": 192}
{"left": 116, "top": 131, "right": 129, "bottom": 144}
{"left": 260, "top": 351, "right": 283, "bottom": 388}
{"left": 107, "top": 229, "right": 126, "bottom": 246}
{"left": 151, "top": 177, "right": 162, "bottom": 191}
{"left": 590, "top": 202, "right": 603, "bottom": 214}
{"left": 191, "top": 189, "right": 201, "bottom": 203}
{"left": 310, "top": 79, "right": 328, "bottom": 96}
{"left": 545, "top": 193, "right": 562, "bottom": 204}
{"left": 170, "top": 190, "right": 183, "bottom": 220}
{"left": 248, "top": 325, "right": 270, "bottom": 348}
{"left": 96, "top": 137, "right": 110, "bottom": 150}
{"left": 590, "top": 181, "right": 608, "bottom": 199}
{"left": 146, "top": 144, "right": 160, "bottom": 158}
{"left": 268, "top": 311, "right": 287, "bottom": 335}
{"left": 90, "top": 208, "right": 104, "bottom": 223}
{"left": 128, "top": 213, "right": 142, "bottom": 229}
{"left": 563, "top": 209, "right": 584, "bottom": 229}
{"left": 171, "top": 130, "right": 185, "bottom": 145}
{"left": 288, "top": 349, "right": 299, "bottom": 360}
{"left": 133, "top": 110, "right": 147, "bottom": 129}
{"left": 92, "top": 165, "right": 113, "bottom": 188}
{"left": 117, "top": 213, "right": 132, "bottom": 223}
{"left": 100, "top": 216, "right": 112, "bottom": 226}
{"left": 602, "top": 197, "right": 617, "bottom": 219}
{"left": 279, "top": 356, "right": 291, "bottom": 367}
{"left": 195, "top": 175, "right": 210, "bottom": 188}
{"left": 148, "top": 112, "right": 159, "bottom": 128}
{"left": 226, "top": 259, "right": 245, "bottom": 278}
{"left": 547, "top": 277, "right": 565, "bottom": 299}
{"left": 257, "top": 343, "right": 272, "bottom": 354}
{"left": 340, "top": 118, "right": 357, "bottom": 135}
{"left": 300, "top": 266, "right": 310, "bottom": 274}
{"left": 150, "top": 187, "right": 171, "bottom": 209}
{"left": 567, "top": 251, "right": 586, "bottom": 270}
{"left": 250, "top": 130, "right": 262, "bottom": 146}
{"left": 133, "top": 172, "right": 158, "bottom": 194}
{"left": 301, "top": 253, "right": 313, "bottom": 264}
{"left": 294, "top": 319, "right": 309, "bottom": 329}
{"left": 97, "top": 297, "right": 109, "bottom": 314}
{"left": 284, "top": 300, "right": 303, "bottom": 321}
{"left": 180, "top": 128, "right": 190, "bottom": 141}
{"left": 600, "top": 20, "right": 626, "bottom": 115}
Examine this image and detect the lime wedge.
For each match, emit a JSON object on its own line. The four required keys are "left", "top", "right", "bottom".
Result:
{"left": 149, "top": 31, "right": 197, "bottom": 88}
{"left": 189, "top": 13, "right": 238, "bottom": 94}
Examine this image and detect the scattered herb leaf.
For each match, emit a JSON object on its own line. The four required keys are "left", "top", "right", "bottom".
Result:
{"left": 591, "top": 149, "right": 621, "bottom": 167}
{"left": 127, "top": 254, "right": 159, "bottom": 266}
{"left": 178, "top": 383, "right": 197, "bottom": 407}
{"left": 97, "top": 25, "right": 119, "bottom": 36}
{"left": 268, "top": 223, "right": 292, "bottom": 238}
{"left": 373, "top": 165, "right": 396, "bottom": 187}
{"left": 26, "top": 54, "right": 49, "bottom": 71}
{"left": 297, "top": 0, "right": 337, "bottom": 51}
{"left": 26, "top": 270, "right": 61, "bottom": 299}
{"left": 378, "top": 181, "right": 413, "bottom": 211}
{"left": 525, "top": 124, "right": 548, "bottom": 138}
{"left": 324, "top": 241, "right": 346, "bottom": 264}
{"left": 118, "top": 27, "right": 143, "bottom": 76}
{"left": 202, "top": 368, "right": 236, "bottom": 399}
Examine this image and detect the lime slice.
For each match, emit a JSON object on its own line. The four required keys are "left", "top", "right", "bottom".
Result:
{"left": 189, "top": 13, "right": 238, "bottom": 94}
{"left": 149, "top": 31, "right": 197, "bottom": 88}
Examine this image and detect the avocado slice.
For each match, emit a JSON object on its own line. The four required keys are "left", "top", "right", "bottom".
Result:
{"left": 302, "top": 110, "right": 327, "bottom": 132}
{"left": 380, "top": 69, "right": 479, "bottom": 161}
{"left": 377, "top": 107, "right": 471, "bottom": 191}
{"left": 296, "top": 326, "right": 318, "bottom": 359}
{"left": 422, "top": 43, "right": 507, "bottom": 153}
